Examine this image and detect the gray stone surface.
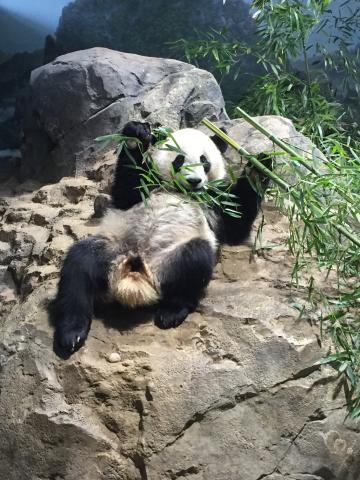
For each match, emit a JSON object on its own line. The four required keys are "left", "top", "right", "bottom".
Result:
{"left": 22, "top": 47, "right": 228, "bottom": 182}
{"left": 0, "top": 157, "right": 359, "bottom": 479}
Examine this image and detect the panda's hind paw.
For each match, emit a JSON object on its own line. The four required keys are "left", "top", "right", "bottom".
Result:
{"left": 154, "top": 304, "right": 190, "bottom": 329}
{"left": 54, "top": 318, "right": 90, "bottom": 358}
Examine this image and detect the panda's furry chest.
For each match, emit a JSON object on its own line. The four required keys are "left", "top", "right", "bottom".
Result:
{"left": 99, "top": 191, "right": 218, "bottom": 258}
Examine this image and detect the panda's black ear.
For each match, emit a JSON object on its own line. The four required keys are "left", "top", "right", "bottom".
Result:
{"left": 211, "top": 127, "right": 228, "bottom": 154}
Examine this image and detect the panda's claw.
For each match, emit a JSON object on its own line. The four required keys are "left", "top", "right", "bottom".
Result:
{"left": 54, "top": 319, "right": 90, "bottom": 358}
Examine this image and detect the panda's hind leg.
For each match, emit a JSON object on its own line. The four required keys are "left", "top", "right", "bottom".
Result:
{"left": 54, "top": 236, "right": 114, "bottom": 357}
{"left": 155, "top": 238, "right": 216, "bottom": 329}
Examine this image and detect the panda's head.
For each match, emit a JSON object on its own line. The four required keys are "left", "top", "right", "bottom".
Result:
{"left": 152, "top": 128, "right": 228, "bottom": 190}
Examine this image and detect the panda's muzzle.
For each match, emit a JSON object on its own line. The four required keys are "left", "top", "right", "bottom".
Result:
{"left": 187, "top": 177, "right": 202, "bottom": 189}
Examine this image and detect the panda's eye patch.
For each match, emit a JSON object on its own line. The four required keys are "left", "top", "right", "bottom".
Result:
{"left": 200, "top": 155, "right": 211, "bottom": 173}
{"left": 172, "top": 155, "right": 185, "bottom": 172}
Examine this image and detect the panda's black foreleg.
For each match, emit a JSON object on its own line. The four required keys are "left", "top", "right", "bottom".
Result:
{"left": 111, "top": 121, "right": 154, "bottom": 210}
{"left": 155, "top": 238, "right": 216, "bottom": 329}
{"left": 220, "top": 155, "right": 272, "bottom": 245}
{"left": 54, "top": 236, "right": 113, "bottom": 357}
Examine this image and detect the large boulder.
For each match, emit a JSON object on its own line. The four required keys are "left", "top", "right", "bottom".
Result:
{"left": 1, "top": 114, "right": 359, "bottom": 479}
{"left": 21, "top": 47, "right": 228, "bottom": 182}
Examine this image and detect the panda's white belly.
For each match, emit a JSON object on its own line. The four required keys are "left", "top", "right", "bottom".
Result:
{"left": 99, "top": 191, "right": 218, "bottom": 268}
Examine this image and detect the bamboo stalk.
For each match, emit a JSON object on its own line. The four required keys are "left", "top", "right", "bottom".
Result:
{"left": 236, "top": 107, "right": 357, "bottom": 205}
{"left": 235, "top": 106, "right": 321, "bottom": 175}
{"left": 202, "top": 117, "right": 360, "bottom": 249}
{"left": 202, "top": 119, "right": 290, "bottom": 191}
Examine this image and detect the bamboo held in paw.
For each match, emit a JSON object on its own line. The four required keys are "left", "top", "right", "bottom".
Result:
{"left": 202, "top": 117, "right": 360, "bottom": 249}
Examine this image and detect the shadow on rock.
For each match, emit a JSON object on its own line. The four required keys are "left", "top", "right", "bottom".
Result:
{"left": 47, "top": 298, "right": 154, "bottom": 359}
{"left": 94, "top": 300, "right": 154, "bottom": 331}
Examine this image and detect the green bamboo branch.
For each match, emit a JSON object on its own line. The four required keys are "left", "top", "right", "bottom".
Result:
{"left": 236, "top": 107, "right": 356, "bottom": 204}
{"left": 202, "top": 118, "right": 360, "bottom": 249}
{"left": 235, "top": 106, "right": 321, "bottom": 176}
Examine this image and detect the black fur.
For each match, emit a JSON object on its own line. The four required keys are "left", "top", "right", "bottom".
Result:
{"left": 216, "top": 155, "right": 272, "bottom": 245}
{"left": 54, "top": 236, "right": 114, "bottom": 357}
{"left": 210, "top": 127, "right": 228, "bottom": 154}
{"left": 155, "top": 238, "right": 216, "bottom": 329}
{"left": 111, "top": 121, "right": 153, "bottom": 210}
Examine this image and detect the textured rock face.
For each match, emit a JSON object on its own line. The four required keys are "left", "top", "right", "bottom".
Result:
{"left": 55, "top": 0, "right": 253, "bottom": 60}
{"left": 1, "top": 116, "right": 359, "bottom": 480}
{"left": 21, "top": 47, "right": 228, "bottom": 182}
{"left": 0, "top": 50, "right": 44, "bottom": 180}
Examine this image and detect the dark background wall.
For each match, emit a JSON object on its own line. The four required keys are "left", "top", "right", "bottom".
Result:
{"left": 0, "top": 0, "right": 70, "bottom": 54}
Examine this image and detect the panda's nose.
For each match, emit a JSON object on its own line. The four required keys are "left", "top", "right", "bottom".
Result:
{"left": 187, "top": 178, "right": 202, "bottom": 187}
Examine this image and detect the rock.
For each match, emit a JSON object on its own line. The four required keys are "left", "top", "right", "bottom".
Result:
{"left": 0, "top": 241, "right": 11, "bottom": 265}
{"left": 4, "top": 203, "right": 33, "bottom": 224}
{"left": 3, "top": 201, "right": 60, "bottom": 227}
{"left": 0, "top": 266, "right": 17, "bottom": 315}
{"left": 61, "top": 177, "right": 97, "bottom": 204}
{"left": 52, "top": 0, "right": 258, "bottom": 102}
{"left": 0, "top": 177, "right": 18, "bottom": 198}
{"left": 13, "top": 179, "right": 42, "bottom": 194}
{"left": 0, "top": 265, "right": 16, "bottom": 292}
{"left": 107, "top": 352, "right": 121, "bottom": 363}
{"left": 55, "top": 0, "right": 253, "bottom": 61}
{"left": 21, "top": 48, "right": 228, "bottom": 182}
{"left": 41, "top": 234, "right": 73, "bottom": 265}
{"left": 1, "top": 100, "right": 358, "bottom": 478}
{"left": 93, "top": 193, "right": 111, "bottom": 218}
{"left": 53, "top": 217, "right": 98, "bottom": 241}
{"left": 32, "top": 177, "right": 97, "bottom": 207}
{"left": 20, "top": 224, "right": 50, "bottom": 257}
{"left": 21, "top": 264, "right": 59, "bottom": 296}
{"left": 86, "top": 150, "right": 117, "bottom": 193}
{"left": 0, "top": 197, "right": 9, "bottom": 207}
{"left": 30, "top": 204, "right": 60, "bottom": 226}
{"left": 0, "top": 50, "right": 45, "bottom": 181}
{"left": 0, "top": 148, "right": 21, "bottom": 180}
{"left": 32, "top": 184, "right": 68, "bottom": 207}
{"left": 0, "top": 224, "right": 18, "bottom": 243}
{"left": 0, "top": 179, "right": 359, "bottom": 479}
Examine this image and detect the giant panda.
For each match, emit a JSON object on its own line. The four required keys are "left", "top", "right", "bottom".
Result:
{"left": 54, "top": 121, "right": 270, "bottom": 356}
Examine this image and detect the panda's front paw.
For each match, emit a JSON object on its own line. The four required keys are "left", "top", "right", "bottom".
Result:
{"left": 247, "top": 153, "right": 273, "bottom": 190}
{"left": 54, "top": 317, "right": 90, "bottom": 358}
{"left": 122, "top": 121, "right": 153, "bottom": 150}
{"left": 154, "top": 304, "right": 190, "bottom": 329}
